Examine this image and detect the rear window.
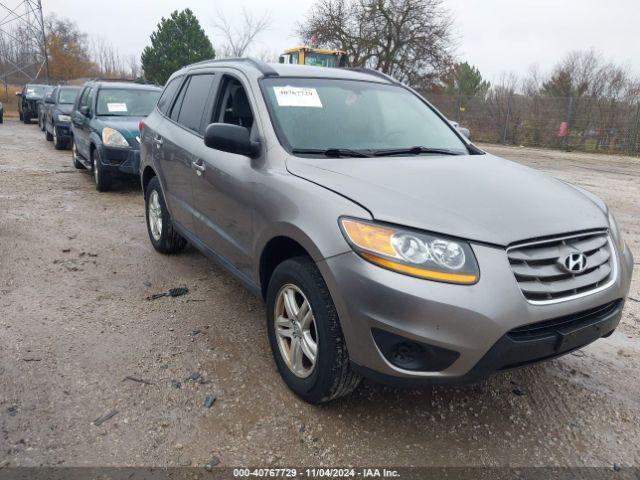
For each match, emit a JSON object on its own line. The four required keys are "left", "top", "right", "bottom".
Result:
{"left": 157, "top": 77, "right": 183, "bottom": 115}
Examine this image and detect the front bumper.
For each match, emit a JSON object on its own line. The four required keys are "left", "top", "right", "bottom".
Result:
{"left": 97, "top": 145, "right": 140, "bottom": 176}
{"left": 318, "top": 241, "right": 634, "bottom": 383}
{"left": 55, "top": 123, "right": 72, "bottom": 139}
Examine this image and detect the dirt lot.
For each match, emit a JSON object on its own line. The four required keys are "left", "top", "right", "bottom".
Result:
{"left": 1, "top": 120, "right": 639, "bottom": 468}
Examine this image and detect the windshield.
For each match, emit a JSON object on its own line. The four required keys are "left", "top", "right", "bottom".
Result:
{"left": 58, "top": 88, "right": 80, "bottom": 104}
{"left": 25, "top": 85, "right": 50, "bottom": 96}
{"left": 96, "top": 88, "right": 161, "bottom": 117}
{"left": 304, "top": 53, "right": 338, "bottom": 68}
{"left": 261, "top": 78, "right": 468, "bottom": 154}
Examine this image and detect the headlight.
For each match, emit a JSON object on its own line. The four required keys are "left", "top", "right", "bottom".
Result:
{"left": 102, "top": 127, "right": 129, "bottom": 147}
{"left": 56, "top": 114, "right": 70, "bottom": 122}
{"left": 339, "top": 218, "right": 479, "bottom": 284}
{"left": 608, "top": 212, "right": 625, "bottom": 253}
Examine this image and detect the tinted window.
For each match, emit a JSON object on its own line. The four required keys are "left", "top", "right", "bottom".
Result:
{"left": 157, "top": 77, "right": 183, "bottom": 115}
{"left": 170, "top": 79, "right": 189, "bottom": 122}
{"left": 177, "top": 74, "right": 215, "bottom": 134}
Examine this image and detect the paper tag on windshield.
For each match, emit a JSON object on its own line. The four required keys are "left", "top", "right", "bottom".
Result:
{"left": 107, "top": 102, "right": 128, "bottom": 113}
{"left": 274, "top": 86, "right": 322, "bottom": 108}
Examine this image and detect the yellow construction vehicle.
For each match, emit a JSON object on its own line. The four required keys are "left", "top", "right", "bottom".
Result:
{"left": 278, "top": 47, "right": 348, "bottom": 68}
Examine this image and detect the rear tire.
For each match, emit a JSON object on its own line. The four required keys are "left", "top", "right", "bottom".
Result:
{"left": 23, "top": 115, "right": 30, "bottom": 124}
{"left": 144, "top": 176, "right": 187, "bottom": 254}
{"left": 39, "top": 115, "right": 45, "bottom": 131}
{"left": 266, "top": 256, "right": 361, "bottom": 404}
{"left": 92, "top": 149, "right": 112, "bottom": 192}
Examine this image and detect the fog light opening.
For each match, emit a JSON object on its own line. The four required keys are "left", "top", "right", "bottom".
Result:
{"left": 372, "top": 328, "right": 460, "bottom": 372}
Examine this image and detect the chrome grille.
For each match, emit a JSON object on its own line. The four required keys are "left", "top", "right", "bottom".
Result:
{"left": 507, "top": 230, "right": 616, "bottom": 304}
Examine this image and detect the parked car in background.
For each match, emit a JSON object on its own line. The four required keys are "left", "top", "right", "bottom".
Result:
{"left": 17, "top": 84, "right": 53, "bottom": 124}
{"left": 138, "top": 59, "right": 633, "bottom": 404}
{"left": 43, "top": 85, "right": 81, "bottom": 149}
{"left": 39, "top": 89, "right": 55, "bottom": 131}
{"left": 70, "top": 81, "right": 162, "bottom": 191}
{"left": 450, "top": 120, "right": 470, "bottom": 139}
{"left": 0, "top": 101, "right": 3, "bottom": 123}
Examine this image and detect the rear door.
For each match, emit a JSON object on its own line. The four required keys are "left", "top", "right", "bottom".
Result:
{"left": 191, "top": 74, "right": 257, "bottom": 277}
{"left": 154, "top": 73, "right": 217, "bottom": 236}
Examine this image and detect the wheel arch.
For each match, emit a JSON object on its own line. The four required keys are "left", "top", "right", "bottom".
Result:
{"left": 141, "top": 166, "right": 157, "bottom": 195}
{"left": 258, "top": 234, "right": 316, "bottom": 300}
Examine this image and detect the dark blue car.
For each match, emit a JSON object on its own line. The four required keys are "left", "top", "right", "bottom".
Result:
{"left": 70, "top": 81, "right": 161, "bottom": 191}
{"left": 43, "top": 85, "right": 81, "bottom": 149}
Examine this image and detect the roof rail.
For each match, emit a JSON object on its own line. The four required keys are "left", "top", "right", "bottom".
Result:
{"left": 346, "top": 67, "right": 397, "bottom": 84}
{"left": 187, "top": 57, "right": 279, "bottom": 77}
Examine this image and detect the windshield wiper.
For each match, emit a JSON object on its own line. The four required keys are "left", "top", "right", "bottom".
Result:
{"left": 292, "top": 148, "right": 370, "bottom": 158}
{"left": 373, "top": 146, "right": 463, "bottom": 157}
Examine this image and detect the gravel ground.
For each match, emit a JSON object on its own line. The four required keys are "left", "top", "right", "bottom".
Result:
{"left": 0, "top": 120, "right": 638, "bottom": 468}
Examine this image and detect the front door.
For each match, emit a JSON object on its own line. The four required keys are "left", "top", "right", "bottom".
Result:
{"left": 192, "top": 75, "right": 256, "bottom": 278}
{"left": 71, "top": 86, "right": 93, "bottom": 160}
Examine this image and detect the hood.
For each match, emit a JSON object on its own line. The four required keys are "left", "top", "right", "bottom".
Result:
{"left": 56, "top": 104, "right": 74, "bottom": 115}
{"left": 286, "top": 154, "right": 608, "bottom": 246}
{"left": 96, "top": 116, "right": 143, "bottom": 144}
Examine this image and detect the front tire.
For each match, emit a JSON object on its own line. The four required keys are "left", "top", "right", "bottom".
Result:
{"left": 71, "top": 139, "right": 84, "bottom": 169}
{"left": 53, "top": 127, "right": 66, "bottom": 149}
{"left": 266, "top": 257, "right": 361, "bottom": 404}
{"left": 46, "top": 127, "right": 53, "bottom": 141}
{"left": 92, "top": 149, "right": 112, "bottom": 192}
{"left": 145, "top": 176, "right": 187, "bottom": 254}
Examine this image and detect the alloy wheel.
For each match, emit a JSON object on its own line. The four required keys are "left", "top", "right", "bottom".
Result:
{"left": 274, "top": 284, "right": 318, "bottom": 378}
{"left": 148, "top": 190, "right": 163, "bottom": 241}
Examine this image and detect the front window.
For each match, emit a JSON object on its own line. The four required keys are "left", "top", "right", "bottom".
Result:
{"left": 304, "top": 53, "right": 338, "bottom": 68}
{"left": 25, "top": 85, "right": 49, "bottom": 96}
{"left": 58, "top": 88, "right": 79, "bottom": 104}
{"left": 261, "top": 78, "right": 468, "bottom": 155}
{"left": 96, "top": 88, "right": 161, "bottom": 117}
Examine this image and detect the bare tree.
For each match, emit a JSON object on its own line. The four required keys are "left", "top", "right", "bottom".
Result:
{"left": 299, "top": 0, "right": 455, "bottom": 89}
{"left": 90, "top": 36, "right": 136, "bottom": 79}
{"left": 212, "top": 9, "right": 271, "bottom": 58}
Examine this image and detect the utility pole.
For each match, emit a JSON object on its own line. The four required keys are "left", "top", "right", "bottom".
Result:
{"left": 0, "top": 0, "right": 49, "bottom": 86}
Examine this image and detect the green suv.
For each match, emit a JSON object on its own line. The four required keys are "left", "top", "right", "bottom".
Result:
{"left": 70, "top": 81, "right": 161, "bottom": 191}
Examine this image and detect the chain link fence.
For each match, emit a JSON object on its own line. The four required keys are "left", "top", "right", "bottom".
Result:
{"left": 427, "top": 93, "right": 640, "bottom": 156}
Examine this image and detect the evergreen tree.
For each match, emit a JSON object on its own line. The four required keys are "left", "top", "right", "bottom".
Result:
{"left": 141, "top": 9, "right": 215, "bottom": 85}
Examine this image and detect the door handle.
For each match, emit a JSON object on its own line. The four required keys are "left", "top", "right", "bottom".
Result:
{"left": 153, "top": 135, "right": 163, "bottom": 146}
{"left": 192, "top": 160, "right": 206, "bottom": 175}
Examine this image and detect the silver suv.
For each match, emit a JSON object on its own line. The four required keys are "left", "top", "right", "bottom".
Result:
{"left": 139, "top": 59, "right": 634, "bottom": 403}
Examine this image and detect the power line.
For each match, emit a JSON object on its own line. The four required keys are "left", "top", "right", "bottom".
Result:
{"left": 0, "top": 0, "right": 49, "bottom": 86}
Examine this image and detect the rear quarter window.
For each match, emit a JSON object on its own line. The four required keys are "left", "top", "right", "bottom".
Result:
{"left": 157, "top": 77, "right": 183, "bottom": 115}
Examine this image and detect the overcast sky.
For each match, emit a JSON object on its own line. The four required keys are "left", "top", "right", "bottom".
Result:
{"left": 44, "top": 0, "right": 639, "bottom": 82}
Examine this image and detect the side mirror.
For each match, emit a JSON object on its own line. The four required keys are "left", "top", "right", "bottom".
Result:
{"left": 15, "top": 91, "right": 22, "bottom": 97}
{"left": 204, "top": 123, "right": 260, "bottom": 158}
{"left": 45, "top": 97, "right": 55, "bottom": 104}
{"left": 79, "top": 106, "right": 90, "bottom": 117}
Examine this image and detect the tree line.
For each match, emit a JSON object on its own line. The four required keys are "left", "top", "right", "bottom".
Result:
{"left": 2, "top": 0, "right": 638, "bottom": 153}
